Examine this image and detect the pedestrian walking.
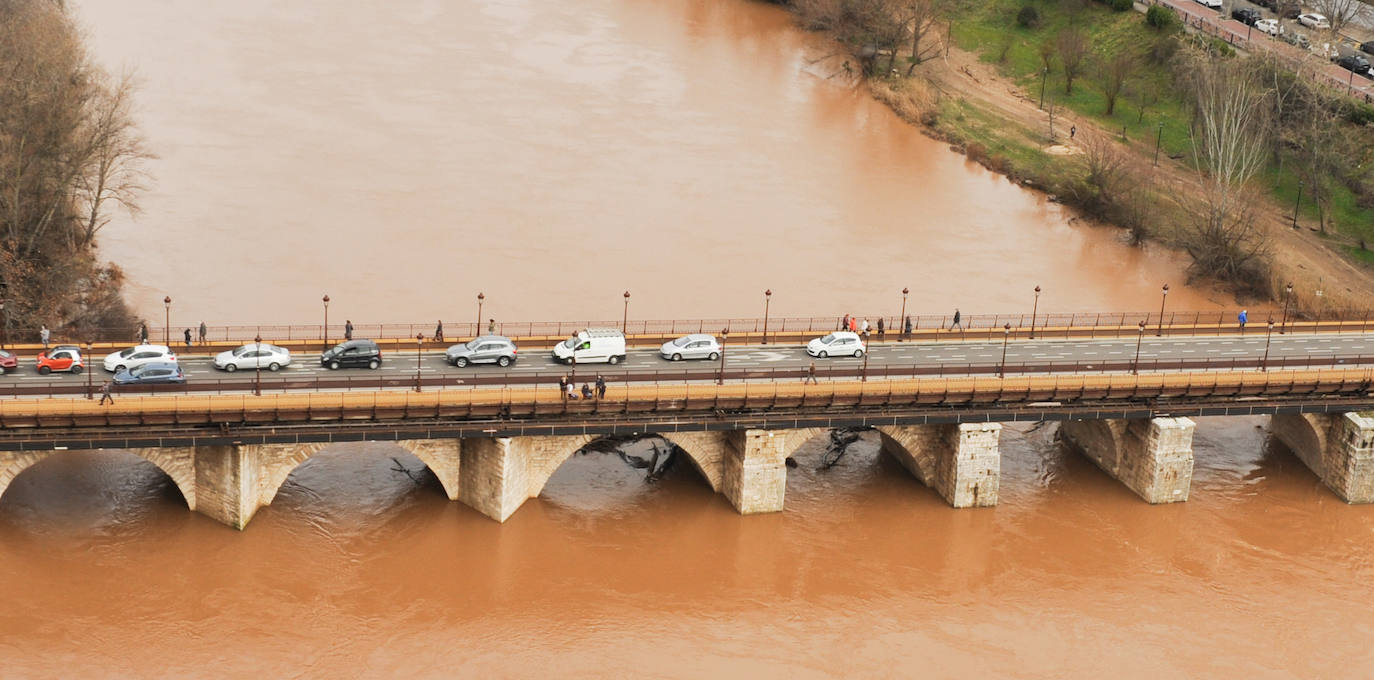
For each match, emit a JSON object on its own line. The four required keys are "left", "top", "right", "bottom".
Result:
{"left": 1238, "top": 309, "right": 1248, "bottom": 330}
{"left": 848, "top": 316, "right": 857, "bottom": 332}
{"left": 184, "top": 328, "right": 192, "bottom": 348}
{"left": 139, "top": 323, "right": 148, "bottom": 344}
{"left": 487, "top": 318, "right": 496, "bottom": 334}
{"left": 595, "top": 375, "right": 606, "bottom": 399}
{"left": 1070, "top": 125, "right": 1076, "bottom": 140}
{"left": 581, "top": 383, "right": 593, "bottom": 400}
{"left": 559, "top": 374, "right": 568, "bottom": 399}
{"left": 435, "top": 320, "right": 444, "bottom": 343}
{"left": 99, "top": 380, "right": 113, "bottom": 405}
{"left": 40, "top": 325, "right": 49, "bottom": 348}
{"left": 877, "top": 318, "right": 885, "bottom": 337}
{"left": 566, "top": 382, "right": 578, "bottom": 400}
{"left": 951, "top": 308, "right": 962, "bottom": 331}
{"left": 841, "top": 314, "right": 850, "bottom": 331}
{"left": 804, "top": 360, "right": 818, "bottom": 384}
{"left": 344, "top": 320, "right": 353, "bottom": 341}
{"left": 198, "top": 321, "right": 208, "bottom": 345}
{"left": 860, "top": 318, "right": 870, "bottom": 334}
{"left": 904, "top": 315, "right": 913, "bottom": 340}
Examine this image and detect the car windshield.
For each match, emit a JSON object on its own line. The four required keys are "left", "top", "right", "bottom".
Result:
{"left": 0, "top": 350, "right": 9, "bottom": 359}
{"left": 672, "top": 337, "right": 691, "bottom": 347}
{"left": 464, "top": 340, "right": 481, "bottom": 350}
{"left": 562, "top": 336, "right": 580, "bottom": 349}
{"left": 119, "top": 347, "right": 137, "bottom": 358}
{"left": 821, "top": 333, "right": 837, "bottom": 344}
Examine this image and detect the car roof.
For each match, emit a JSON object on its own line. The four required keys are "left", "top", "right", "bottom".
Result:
{"left": 580, "top": 329, "right": 624, "bottom": 338}
{"left": 827, "top": 331, "right": 860, "bottom": 338}
{"left": 131, "top": 361, "right": 179, "bottom": 372}
{"left": 121, "top": 344, "right": 170, "bottom": 352}
{"left": 334, "top": 339, "right": 377, "bottom": 348}
{"left": 681, "top": 334, "right": 715, "bottom": 341}
{"left": 473, "top": 335, "right": 513, "bottom": 343}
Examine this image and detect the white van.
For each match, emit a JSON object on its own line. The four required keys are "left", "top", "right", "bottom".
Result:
{"left": 552, "top": 328, "right": 627, "bottom": 365}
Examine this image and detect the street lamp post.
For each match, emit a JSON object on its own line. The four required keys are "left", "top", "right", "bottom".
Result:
{"left": 415, "top": 333, "right": 424, "bottom": 392}
{"left": 622, "top": 291, "right": 631, "bottom": 334}
{"left": 1262, "top": 319, "right": 1275, "bottom": 371}
{"left": 1156, "top": 284, "right": 1169, "bottom": 337}
{"left": 163, "top": 296, "right": 171, "bottom": 346}
{"left": 322, "top": 294, "right": 330, "bottom": 349}
{"left": 861, "top": 330, "right": 870, "bottom": 382}
{"left": 1, "top": 299, "right": 7, "bottom": 349}
{"left": 1132, "top": 320, "right": 1146, "bottom": 375}
{"left": 999, "top": 323, "right": 1012, "bottom": 378}
{"left": 1030, "top": 285, "right": 1041, "bottom": 339}
{"left": 1292, "top": 181, "right": 1304, "bottom": 229}
{"left": 1279, "top": 282, "right": 1294, "bottom": 334}
{"left": 254, "top": 334, "right": 262, "bottom": 396}
{"left": 717, "top": 328, "right": 728, "bottom": 385}
{"left": 762, "top": 289, "right": 772, "bottom": 345}
{"left": 476, "top": 292, "right": 484, "bottom": 336}
{"left": 1315, "top": 285, "right": 1324, "bottom": 327}
{"left": 899, "top": 287, "right": 909, "bottom": 342}
{"left": 1154, "top": 121, "right": 1164, "bottom": 166}
{"left": 85, "top": 340, "right": 93, "bottom": 398}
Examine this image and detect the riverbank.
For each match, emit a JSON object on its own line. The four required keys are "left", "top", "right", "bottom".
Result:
{"left": 785, "top": 3, "right": 1374, "bottom": 315}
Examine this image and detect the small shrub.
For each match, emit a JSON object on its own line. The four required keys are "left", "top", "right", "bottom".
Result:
{"left": 1110, "top": 0, "right": 1133, "bottom": 10}
{"left": 1016, "top": 5, "right": 1040, "bottom": 28}
{"left": 966, "top": 142, "right": 988, "bottom": 163}
{"left": 1344, "top": 101, "right": 1374, "bottom": 126}
{"left": 1145, "top": 5, "right": 1177, "bottom": 30}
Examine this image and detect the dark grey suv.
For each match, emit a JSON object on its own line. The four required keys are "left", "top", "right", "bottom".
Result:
{"left": 321, "top": 339, "right": 382, "bottom": 369}
{"left": 445, "top": 335, "right": 518, "bottom": 367}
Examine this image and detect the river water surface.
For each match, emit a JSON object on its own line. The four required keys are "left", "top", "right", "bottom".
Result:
{"left": 2, "top": 0, "right": 1371, "bottom": 677}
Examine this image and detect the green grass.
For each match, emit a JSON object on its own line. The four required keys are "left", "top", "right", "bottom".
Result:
{"left": 1261, "top": 164, "right": 1374, "bottom": 243}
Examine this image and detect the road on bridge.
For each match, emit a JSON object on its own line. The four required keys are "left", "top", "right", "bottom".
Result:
{"left": 4, "top": 331, "right": 1374, "bottom": 396}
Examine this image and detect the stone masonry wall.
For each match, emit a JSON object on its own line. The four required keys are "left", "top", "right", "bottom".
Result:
{"left": 721, "top": 430, "right": 787, "bottom": 514}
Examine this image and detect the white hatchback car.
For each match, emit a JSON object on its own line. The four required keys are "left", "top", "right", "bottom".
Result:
{"left": 1193, "top": 0, "right": 1221, "bottom": 8}
{"left": 1298, "top": 13, "right": 1329, "bottom": 29}
{"left": 806, "top": 331, "right": 866, "bottom": 358}
{"left": 214, "top": 343, "right": 292, "bottom": 372}
{"left": 1255, "top": 18, "right": 1279, "bottom": 36}
{"left": 103, "top": 344, "right": 177, "bottom": 373}
{"left": 660, "top": 334, "right": 721, "bottom": 361}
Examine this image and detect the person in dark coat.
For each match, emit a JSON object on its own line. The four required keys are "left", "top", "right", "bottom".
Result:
{"left": 877, "top": 318, "right": 885, "bottom": 336}
{"left": 435, "top": 320, "right": 444, "bottom": 343}
{"left": 344, "top": 320, "right": 353, "bottom": 340}
{"left": 595, "top": 375, "right": 606, "bottom": 399}
{"left": 198, "top": 321, "right": 208, "bottom": 345}
{"left": 581, "top": 383, "right": 593, "bottom": 399}
{"left": 951, "top": 309, "right": 962, "bottom": 331}
{"left": 183, "top": 328, "right": 192, "bottom": 348}
{"left": 904, "top": 315, "right": 913, "bottom": 339}
{"left": 559, "top": 375, "right": 568, "bottom": 399}
{"left": 139, "top": 323, "right": 148, "bottom": 344}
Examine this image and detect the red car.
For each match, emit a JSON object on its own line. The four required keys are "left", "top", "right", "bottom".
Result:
{"left": 36, "top": 345, "right": 84, "bottom": 374}
{"left": 0, "top": 349, "right": 16, "bottom": 373}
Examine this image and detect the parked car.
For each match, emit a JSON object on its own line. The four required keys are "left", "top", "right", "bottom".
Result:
{"left": 214, "top": 343, "right": 292, "bottom": 372}
{"left": 551, "top": 328, "right": 627, "bottom": 365}
{"left": 1361, "top": 41, "right": 1374, "bottom": 56}
{"left": 103, "top": 344, "right": 177, "bottom": 373}
{"left": 36, "top": 346, "right": 84, "bottom": 374}
{"left": 1336, "top": 54, "right": 1372, "bottom": 74}
{"left": 1193, "top": 0, "right": 1222, "bottom": 8}
{"left": 1298, "top": 13, "right": 1329, "bottom": 29}
{"left": 1279, "top": 30, "right": 1311, "bottom": 49}
{"left": 659, "top": 334, "right": 721, "bottom": 361}
{"left": 0, "top": 350, "right": 16, "bottom": 373}
{"left": 1231, "top": 7, "right": 1261, "bottom": 25}
{"left": 320, "top": 339, "right": 382, "bottom": 369}
{"left": 113, "top": 361, "right": 185, "bottom": 385}
{"left": 806, "top": 331, "right": 866, "bottom": 358}
{"left": 1254, "top": 18, "right": 1280, "bottom": 36}
{"left": 445, "top": 335, "right": 518, "bottom": 367}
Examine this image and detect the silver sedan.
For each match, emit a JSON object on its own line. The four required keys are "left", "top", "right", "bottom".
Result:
{"left": 660, "top": 334, "right": 721, "bottom": 361}
{"left": 213, "top": 343, "right": 292, "bottom": 372}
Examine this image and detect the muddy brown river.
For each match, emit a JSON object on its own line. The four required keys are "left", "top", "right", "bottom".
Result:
{"left": 1, "top": 0, "right": 1370, "bottom": 677}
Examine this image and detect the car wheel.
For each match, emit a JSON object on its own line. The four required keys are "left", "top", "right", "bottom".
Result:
{"left": 225, "top": 363, "right": 237, "bottom": 373}
{"left": 38, "top": 366, "right": 50, "bottom": 375}
{"left": 329, "top": 360, "right": 340, "bottom": 370}
{"left": 268, "top": 363, "right": 281, "bottom": 372}
{"left": 708, "top": 352, "right": 719, "bottom": 361}
{"left": 854, "top": 349, "right": 864, "bottom": 358}
{"left": 608, "top": 355, "right": 620, "bottom": 365}
{"left": 564, "top": 357, "right": 574, "bottom": 365}
{"left": 672, "top": 353, "right": 682, "bottom": 361}
{"left": 71, "top": 365, "right": 83, "bottom": 374}
{"left": 368, "top": 359, "right": 380, "bottom": 369}
{"left": 818, "top": 351, "right": 828, "bottom": 358}
{"left": 455, "top": 357, "right": 469, "bottom": 368}
{"left": 497, "top": 356, "right": 511, "bottom": 367}
{"left": 116, "top": 364, "right": 126, "bottom": 373}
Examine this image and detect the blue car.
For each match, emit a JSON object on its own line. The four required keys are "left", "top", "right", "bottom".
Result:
{"left": 113, "top": 361, "right": 185, "bottom": 385}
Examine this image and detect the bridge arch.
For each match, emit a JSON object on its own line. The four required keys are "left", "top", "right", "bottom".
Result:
{"left": 1059, "top": 419, "right": 1128, "bottom": 476}
{"left": 528, "top": 433, "right": 724, "bottom": 500}
{"left": 1269, "top": 413, "right": 1330, "bottom": 477}
{"left": 0, "top": 448, "right": 195, "bottom": 509}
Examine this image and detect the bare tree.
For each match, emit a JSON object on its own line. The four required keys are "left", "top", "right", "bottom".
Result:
{"left": 1082, "top": 132, "right": 1131, "bottom": 205}
{"left": 1127, "top": 80, "right": 1161, "bottom": 123}
{"left": 1038, "top": 38, "right": 1056, "bottom": 74}
{"left": 1097, "top": 51, "right": 1136, "bottom": 116}
{"left": 75, "top": 72, "right": 153, "bottom": 248}
{"left": 1309, "top": 0, "right": 1370, "bottom": 32}
{"left": 1056, "top": 29, "right": 1089, "bottom": 95}
{"left": 902, "top": 0, "right": 947, "bottom": 72}
{"left": 1181, "top": 53, "right": 1274, "bottom": 290}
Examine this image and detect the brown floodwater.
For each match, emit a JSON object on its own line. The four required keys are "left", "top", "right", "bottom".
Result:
{"left": 2, "top": 0, "right": 1369, "bottom": 677}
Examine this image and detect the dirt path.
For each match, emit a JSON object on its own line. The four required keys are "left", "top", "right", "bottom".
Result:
{"left": 911, "top": 43, "right": 1374, "bottom": 310}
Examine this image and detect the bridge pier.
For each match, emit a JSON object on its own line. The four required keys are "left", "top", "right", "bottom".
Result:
{"left": 722, "top": 430, "right": 789, "bottom": 514}
{"left": 1271, "top": 412, "right": 1374, "bottom": 503}
{"left": 877, "top": 424, "right": 1001, "bottom": 507}
{"left": 1060, "top": 417, "right": 1195, "bottom": 504}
